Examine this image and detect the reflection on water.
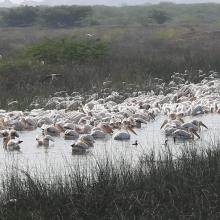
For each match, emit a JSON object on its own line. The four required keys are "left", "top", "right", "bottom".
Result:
{"left": 0, "top": 114, "right": 219, "bottom": 176}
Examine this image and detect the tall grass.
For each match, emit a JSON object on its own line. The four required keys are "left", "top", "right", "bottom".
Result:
{"left": 1, "top": 144, "right": 220, "bottom": 219}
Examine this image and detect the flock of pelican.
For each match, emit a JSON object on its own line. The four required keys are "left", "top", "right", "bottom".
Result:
{"left": 0, "top": 71, "right": 219, "bottom": 153}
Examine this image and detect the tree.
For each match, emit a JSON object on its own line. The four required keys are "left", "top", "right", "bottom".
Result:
{"left": 2, "top": 6, "right": 38, "bottom": 27}
{"left": 40, "top": 6, "right": 92, "bottom": 27}
{"left": 150, "top": 9, "right": 170, "bottom": 24}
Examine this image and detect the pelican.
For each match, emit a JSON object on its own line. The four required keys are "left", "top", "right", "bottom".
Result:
{"left": 98, "top": 123, "right": 114, "bottom": 134}
{"left": 36, "top": 135, "right": 55, "bottom": 146}
{"left": 7, "top": 139, "right": 23, "bottom": 150}
{"left": 71, "top": 140, "right": 90, "bottom": 153}
{"left": 63, "top": 130, "right": 79, "bottom": 140}
{"left": 191, "top": 120, "right": 208, "bottom": 129}
{"left": 2, "top": 129, "right": 19, "bottom": 148}
{"left": 2, "top": 131, "right": 10, "bottom": 148}
{"left": 43, "top": 125, "right": 61, "bottom": 136}
{"left": 0, "top": 118, "right": 7, "bottom": 130}
{"left": 91, "top": 129, "right": 106, "bottom": 139}
{"left": 79, "top": 134, "right": 95, "bottom": 147}
{"left": 113, "top": 131, "right": 130, "bottom": 140}
{"left": 71, "top": 134, "right": 95, "bottom": 153}
{"left": 173, "top": 128, "right": 200, "bottom": 142}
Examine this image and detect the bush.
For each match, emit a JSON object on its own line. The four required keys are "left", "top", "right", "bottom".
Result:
{"left": 26, "top": 38, "right": 108, "bottom": 64}
{"left": 150, "top": 9, "right": 171, "bottom": 24}
{"left": 40, "top": 6, "right": 92, "bottom": 27}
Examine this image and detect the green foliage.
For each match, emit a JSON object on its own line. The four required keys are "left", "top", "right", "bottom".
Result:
{"left": 1, "top": 145, "right": 220, "bottom": 219}
{"left": 2, "top": 6, "right": 38, "bottom": 27}
{"left": 40, "top": 6, "right": 92, "bottom": 27}
{"left": 149, "top": 9, "right": 170, "bottom": 24}
{"left": 26, "top": 38, "right": 108, "bottom": 64}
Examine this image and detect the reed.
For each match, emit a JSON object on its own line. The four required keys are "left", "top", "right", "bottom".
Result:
{"left": 0, "top": 143, "right": 220, "bottom": 219}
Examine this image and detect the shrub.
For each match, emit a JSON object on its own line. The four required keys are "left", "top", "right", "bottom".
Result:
{"left": 25, "top": 38, "right": 108, "bottom": 64}
{"left": 40, "top": 6, "right": 92, "bottom": 27}
{"left": 150, "top": 9, "right": 171, "bottom": 24}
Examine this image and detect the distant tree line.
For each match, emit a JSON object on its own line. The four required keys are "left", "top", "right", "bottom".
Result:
{"left": 0, "top": 6, "right": 93, "bottom": 27}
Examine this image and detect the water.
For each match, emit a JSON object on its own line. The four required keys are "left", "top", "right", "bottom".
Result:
{"left": 0, "top": 113, "right": 219, "bottom": 177}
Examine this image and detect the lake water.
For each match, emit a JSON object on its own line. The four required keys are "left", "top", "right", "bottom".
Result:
{"left": 0, "top": 113, "right": 219, "bottom": 177}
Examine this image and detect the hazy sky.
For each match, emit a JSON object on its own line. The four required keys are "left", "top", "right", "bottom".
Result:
{"left": 1, "top": 0, "right": 220, "bottom": 5}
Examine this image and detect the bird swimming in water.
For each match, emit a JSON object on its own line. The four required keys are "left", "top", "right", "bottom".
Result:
{"left": 132, "top": 140, "right": 138, "bottom": 146}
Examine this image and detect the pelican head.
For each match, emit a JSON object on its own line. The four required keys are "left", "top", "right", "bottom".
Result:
{"left": 189, "top": 128, "right": 200, "bottom": 139}
{"left": 169, "top": 113, "right": 176, "bottom": 120}
{"left": 191, "top": 120, "right": 208, "bottom": 129}
{"left": 10, "top": 130, "right": 19, "bottom": 139}
{"left": 198, "top": 121, "right": 208, "bottom": 129}
{"left": 80, "top": 135, "right": 95, "bottom": 147}
{"left": 160, "top": 119, "right": 168, "bottom": 129}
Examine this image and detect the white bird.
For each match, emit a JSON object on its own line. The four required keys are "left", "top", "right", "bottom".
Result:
{"left": 7, "top": 139, "right": 23, "bottom": 150}
{"left": 181, "top": 120, "right": 208, "bottom": 132}
{"left": 43, "top": 125, "right": 61, "bottom": 136}
{"left": 63, "top": 130, "right": 79, "bottom": 140}
{"left": 113, "top": 131, "right": 130, "bottom": 140}
{"left": 71, "top": 134, "right": 95, "bottom": 153}
{"left": 36, "top": 135, "right": 55, "bottom": 146}
{"left": 173, "top": 128, "right": 200, "bottom": 142}
{"left": 79, "top": 134, "right": 95, "bottom": 147}
{"left": 71, "top": 140, "right": 90, "bottom": 153}
{"left": 91, "top": 129, "right": 106, "bottom": 139}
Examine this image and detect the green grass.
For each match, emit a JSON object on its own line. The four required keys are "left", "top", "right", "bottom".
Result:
{"left": 1, "top": 143, "right": 220, "bottom": 219}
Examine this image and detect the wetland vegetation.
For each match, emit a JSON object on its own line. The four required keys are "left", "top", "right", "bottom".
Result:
{"left": 1, "top": 144, "right": 220, "bottom": 219}
{"left": 0, "top": 3, "right": 220, "bottom": 108}
{"left": 0, "top": 3, "right": 220, "bottom": 219}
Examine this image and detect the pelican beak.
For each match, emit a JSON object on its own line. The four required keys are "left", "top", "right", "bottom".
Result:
{"left": 192, "top": 130, "right": 200, "bottom": 139}
{"left": 178, "top": 118, "right": 184, "bottom": 123}
{"left": 48, "top": 136, "right": 55, "bottom": 142}
{"left": 51, "top": 137, "right": 55, "bottom": 142}
{"left": 199, "top": 122, "right": 208, "bottom": 129}
{"left": 126, "top": 125, "right": 137, "bottom": 135}
{"left": 160, "top": 120, "right": 168, "bottom": 129}
{"left": 149, "top": 113, "right": 155, "bottom": 120}
{"left": 15, "top": 132, "right": 19, "bottom": 138}
{"left": 103, "top": 125, "right": 113, "bottom": 134}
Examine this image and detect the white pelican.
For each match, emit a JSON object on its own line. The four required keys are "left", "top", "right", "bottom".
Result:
{"left": 2, "top": 129, "right": 19, "bottom": 148}
{"left": 36, "top": 135, "right": 55, "bottom": 146}
{"left": 7, "top": 139, "right": 23, "bottom": 150}
{"left": 113, "top": 131, "right": 130, "bottom": 140}
{"left": 43, "top": 125, "right": 61, "bottom": 136}
{"left": 79, "top": 134, "right": 95, "bottom": 147}
{"left": 191, "top": 120, "right": 208, "bottom": 129}
{"left": 71, "top": 140, "right": 90, "bottom": 153}
{"left": 71, "top": 134, "right": 95, "bottom": 153}
{"left": 63, "top": 130, "right": 79, "bottom": 140}
{"left": 91, "top": 129, "right": 106, "bottom": 139}
{"left": 173, "top": 128, "right": 200, "bottom": 142}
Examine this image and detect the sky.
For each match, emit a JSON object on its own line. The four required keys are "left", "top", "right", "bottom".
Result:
{"left": 1, "top": 0, "right": 220, "bottom": 5}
